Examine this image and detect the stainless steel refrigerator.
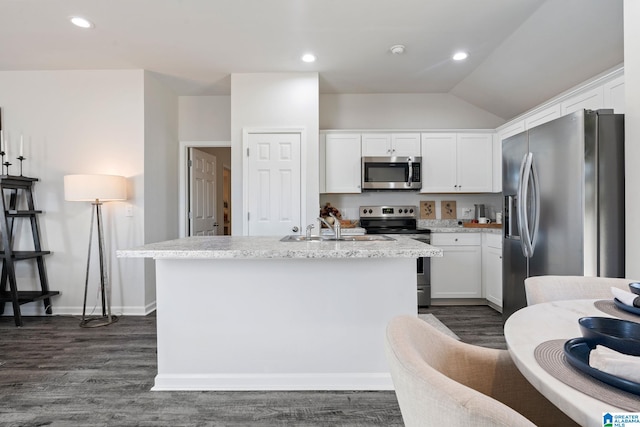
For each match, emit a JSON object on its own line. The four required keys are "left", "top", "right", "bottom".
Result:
{"left": 502, "top": 109, "right": 625, "bottom": 320}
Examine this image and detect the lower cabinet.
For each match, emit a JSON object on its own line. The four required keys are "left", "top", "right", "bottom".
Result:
{"left": 482, "top": 233, "right": 503, "bottom": 309}
{"left": 431, "top": 233, "right": 482, "bottom": 298}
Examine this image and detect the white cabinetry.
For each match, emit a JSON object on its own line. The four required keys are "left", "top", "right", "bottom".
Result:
{"left": 482, "top": 233, "right": 503, "bottom": 310}
{"left": 362, "top": 133, "right": 421, "bottom": 156}
{"left": 322, "top": 133, "right": 362, "bottom": 193}
{"left": 560, "top": 86, "right": 604, "bottom": 116}
{"left": 603, "top": 75, "right": 625, "bottom": 113}
{"left": 431, "top": 233, "right": 482, "bottom": 299}
{"left": 421, "top": 133, "right": 456, "bottom": 193}
{"left": 524, "top": 104, "right": 561, "bottom": 129}
{"left": 421, "top": 133, "right": 493, "bottom": 193}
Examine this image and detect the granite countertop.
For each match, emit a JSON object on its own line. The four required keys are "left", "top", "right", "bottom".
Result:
{"left": 117, "top": 235, "right": 443, "bottom": 260}
{"left": 416, "top": 219, "right": 502, "bottom": 234}
{"left": 423, "top": 226, "right": 502, "bottom": 234}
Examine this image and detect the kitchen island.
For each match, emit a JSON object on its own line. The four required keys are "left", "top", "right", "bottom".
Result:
{"left": 117, "top": 235, "right": 441, "bottom": 391}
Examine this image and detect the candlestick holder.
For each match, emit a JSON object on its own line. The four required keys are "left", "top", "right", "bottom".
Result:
{"left": 0, "top": 151, "right": 4, "bottom": 174}
{"left": 17, "top": 156, "right": 25, "bottom": 176}
{"left": 3, "top": 161, "right": 11, "bottom": 176}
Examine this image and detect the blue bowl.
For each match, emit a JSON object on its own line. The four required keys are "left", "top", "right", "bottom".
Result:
{"left": 578, "top": 317, "right": 640, "bottom": 356}
{"left": 629, "top": 282, "right": 640, "bottom": 296}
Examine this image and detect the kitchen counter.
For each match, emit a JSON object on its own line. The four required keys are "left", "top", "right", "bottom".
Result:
{"left": 117, "top": 235, "right": 442, "bottom": 259}
{"left": 117, "top": 235, "right": 442, "bottom": 392}
{"left": 422, "top": 226, "right": 502, "bottom": 234}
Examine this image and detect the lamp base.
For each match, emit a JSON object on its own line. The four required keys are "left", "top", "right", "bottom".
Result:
{"left": 80, "top": 314, "right": 119, "bottom": 328}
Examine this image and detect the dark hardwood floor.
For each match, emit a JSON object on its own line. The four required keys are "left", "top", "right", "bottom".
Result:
{"left": 0, "top": 305, "right": 504, "bottom": 426}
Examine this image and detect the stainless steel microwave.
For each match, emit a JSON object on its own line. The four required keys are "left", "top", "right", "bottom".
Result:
{"left": 361, "top": 156, "right": 422, "bottom": 190}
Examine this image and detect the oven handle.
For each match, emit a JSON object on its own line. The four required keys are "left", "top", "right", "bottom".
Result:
{"left": 406, "top": 158, "right": 413, "bottom": 187}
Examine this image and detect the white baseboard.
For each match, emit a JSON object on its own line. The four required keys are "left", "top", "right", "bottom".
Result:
{"left": 1, "top": 301, "right": 157, "bottom": 317}
{"left": 151, "top": 372, "right": 394, "bottom": 391}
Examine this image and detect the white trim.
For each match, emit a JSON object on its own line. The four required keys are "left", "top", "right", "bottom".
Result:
{"left": 4, "top": 301, "right": 157, "bottom": 317}
{"left": 241, "top": 127, "right": 306, "bottom": 236}
{"left": 152, "top": 372, "right": 394, "bottom": 391}
{"left": 178, "top": 141, "right": 231, "bottom": 238}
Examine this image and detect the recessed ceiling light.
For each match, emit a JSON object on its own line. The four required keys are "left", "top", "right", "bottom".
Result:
{"left": 390, "top": 45, "right": 405, "bottom": 55}
{"left": 301, "top": 53, "right": 316, "bottom": 63}
{"left": 69, "top": 16, "right": 94, "bottom": 29}
{"left": 453, "top": 51, "right": 468, "bottom": 61}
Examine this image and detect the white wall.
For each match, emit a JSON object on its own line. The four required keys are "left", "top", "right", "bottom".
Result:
{"left": 320, "top": 93, "right": 505, "bottom": 130}
{"left": 179, "top": 96, "right": 230, "bottom": 141}
{"left": 142, "top": 71, "right": 179, "bottom": 310}
{"left": 0, "top": 70, "right": 147, "bottom": 315}
{"left": 230, "top": 73, "right": 320, "bottom": 235}
{"left": 624, "top": 0, "right": 640, "bottom": 279}
{"left": 179, "top": 93, "right": 505, "bottom": 139}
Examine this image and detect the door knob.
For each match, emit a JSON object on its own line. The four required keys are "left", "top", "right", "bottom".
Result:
{"left": 292, "top": 226, "right": 299, "bottom": 232}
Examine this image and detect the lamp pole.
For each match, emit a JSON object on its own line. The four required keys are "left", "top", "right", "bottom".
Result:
{"left": 80, "top": 199, "right": 116, "bottom": 327}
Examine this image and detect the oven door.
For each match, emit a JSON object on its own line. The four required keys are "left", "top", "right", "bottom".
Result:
{"left": 361, "top": 157, "right": 421, "bottom": 190}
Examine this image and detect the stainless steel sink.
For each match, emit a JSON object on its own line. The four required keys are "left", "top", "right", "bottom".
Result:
{"left": 280, "top": 235, "right": 325, "bottom": 242}
{"left": 335, "top": 235, "right": 395, "bottom": 241}
{"left": 280, "top": 234, "right": 395, "bottom": 242}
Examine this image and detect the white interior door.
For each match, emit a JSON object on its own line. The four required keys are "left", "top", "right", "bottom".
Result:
{"left": 247, "top": 133, "right": 301, "bottom": 236}
{"left": 189, "top": 148, "right": 218, "bottom": 236}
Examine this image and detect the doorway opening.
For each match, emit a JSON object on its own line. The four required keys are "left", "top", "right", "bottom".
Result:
{"left": 179, "top": 141, "right": 231, "bottom": 237}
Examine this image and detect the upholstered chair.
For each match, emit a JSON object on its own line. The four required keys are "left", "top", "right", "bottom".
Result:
{"left": 525, "top": 275, "right": 634, "bottom": 305}
{"left": 384, "top": 315, "right": 578, "bottom": 427}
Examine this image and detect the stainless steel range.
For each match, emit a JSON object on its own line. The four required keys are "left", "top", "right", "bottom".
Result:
{"left": 359, "top": 205, "right": 431, "bottom": 306}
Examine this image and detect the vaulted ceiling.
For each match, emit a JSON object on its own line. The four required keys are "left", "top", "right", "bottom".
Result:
{"left": 0, "top": 0, "right": 623, "bottom": 120}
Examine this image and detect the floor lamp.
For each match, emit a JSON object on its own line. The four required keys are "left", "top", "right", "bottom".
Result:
{"left": 64, "top": 174, "right": 127, "bottom": 327}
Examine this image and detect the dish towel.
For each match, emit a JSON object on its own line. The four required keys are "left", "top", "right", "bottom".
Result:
{"left": 589, "top": 344, "right": 640, "bottom": 383}
{"left": 611, "top": 287, "right": 640, "bottom": 308}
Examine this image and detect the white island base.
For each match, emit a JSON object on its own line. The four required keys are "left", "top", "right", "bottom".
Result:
{"left": 153, "top": 257, "right": 416, "bottom": 391}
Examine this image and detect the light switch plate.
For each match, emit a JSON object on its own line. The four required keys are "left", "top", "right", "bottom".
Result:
{"left": 420, "top": 201, "right": 436, "bottom": 219}
{"left": 441, "top": 200, "right": 457, "bottom": 219}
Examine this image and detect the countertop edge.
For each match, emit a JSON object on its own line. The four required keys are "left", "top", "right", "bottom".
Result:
{"left": 117, "top": 236, "right": 443, "bottom": 260}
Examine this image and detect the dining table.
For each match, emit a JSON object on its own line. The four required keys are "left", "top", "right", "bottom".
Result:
{"left": 504, "top": 299, "right": 640, "bottom": 427}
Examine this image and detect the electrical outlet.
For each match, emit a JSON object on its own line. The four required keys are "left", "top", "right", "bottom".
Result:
{"left": 125, "top": 204, "right": 133, "bottom": 217}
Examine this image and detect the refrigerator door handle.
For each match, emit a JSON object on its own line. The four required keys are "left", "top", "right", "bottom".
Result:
{"left": 516, "top": 153, "right": 530, "bottom": 257}
{"left": 529, "top": 156, "right": 541, "bottom": 255}
{"left": 520, "top": 152, "right": 540, "bottom": 258}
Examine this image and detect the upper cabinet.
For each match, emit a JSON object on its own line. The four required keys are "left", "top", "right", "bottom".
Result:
{"left": 603, "top": 75, "right": 625, "bottom": 114}
{"left": 321, "top": 133, "right": 362, "bottom": 194}
{"left": 362, "top": 133, "right": 421, "bottom": 157}
{"left": 560, "top": 86, "right": 604, "bottom": 116}
{"left": 524, "top": 104, "right": 561, "bottom": 129}
{"left": 421, "top": 133, "right": 493, "bottom": 193}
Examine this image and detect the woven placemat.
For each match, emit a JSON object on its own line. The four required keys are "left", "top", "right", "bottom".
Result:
{"left": 594, "top": 299, "right": 640, "bottom": 322}
{"left": 534, "top": 340, "right": 640, "bottom": 411}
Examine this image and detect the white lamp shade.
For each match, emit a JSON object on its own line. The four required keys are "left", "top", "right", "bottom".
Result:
{"left": 64, "top": 174, "right": 127, "bottom": 202}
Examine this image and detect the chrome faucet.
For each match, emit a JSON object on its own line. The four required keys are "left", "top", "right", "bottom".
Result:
{"left": 318, "top": 213, "right": 341, "bottom": 239}
{"left": 306, "top": 224, "right": 315, "bottom": 238}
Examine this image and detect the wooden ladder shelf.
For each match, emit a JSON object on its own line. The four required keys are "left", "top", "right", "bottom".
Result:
{"left": 0, "top": 176, "right": 58, "bottom": 326}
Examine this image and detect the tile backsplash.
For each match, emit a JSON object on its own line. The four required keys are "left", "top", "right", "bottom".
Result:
{"left": 319, "top": 192, "right": 503, "bottom": 221}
